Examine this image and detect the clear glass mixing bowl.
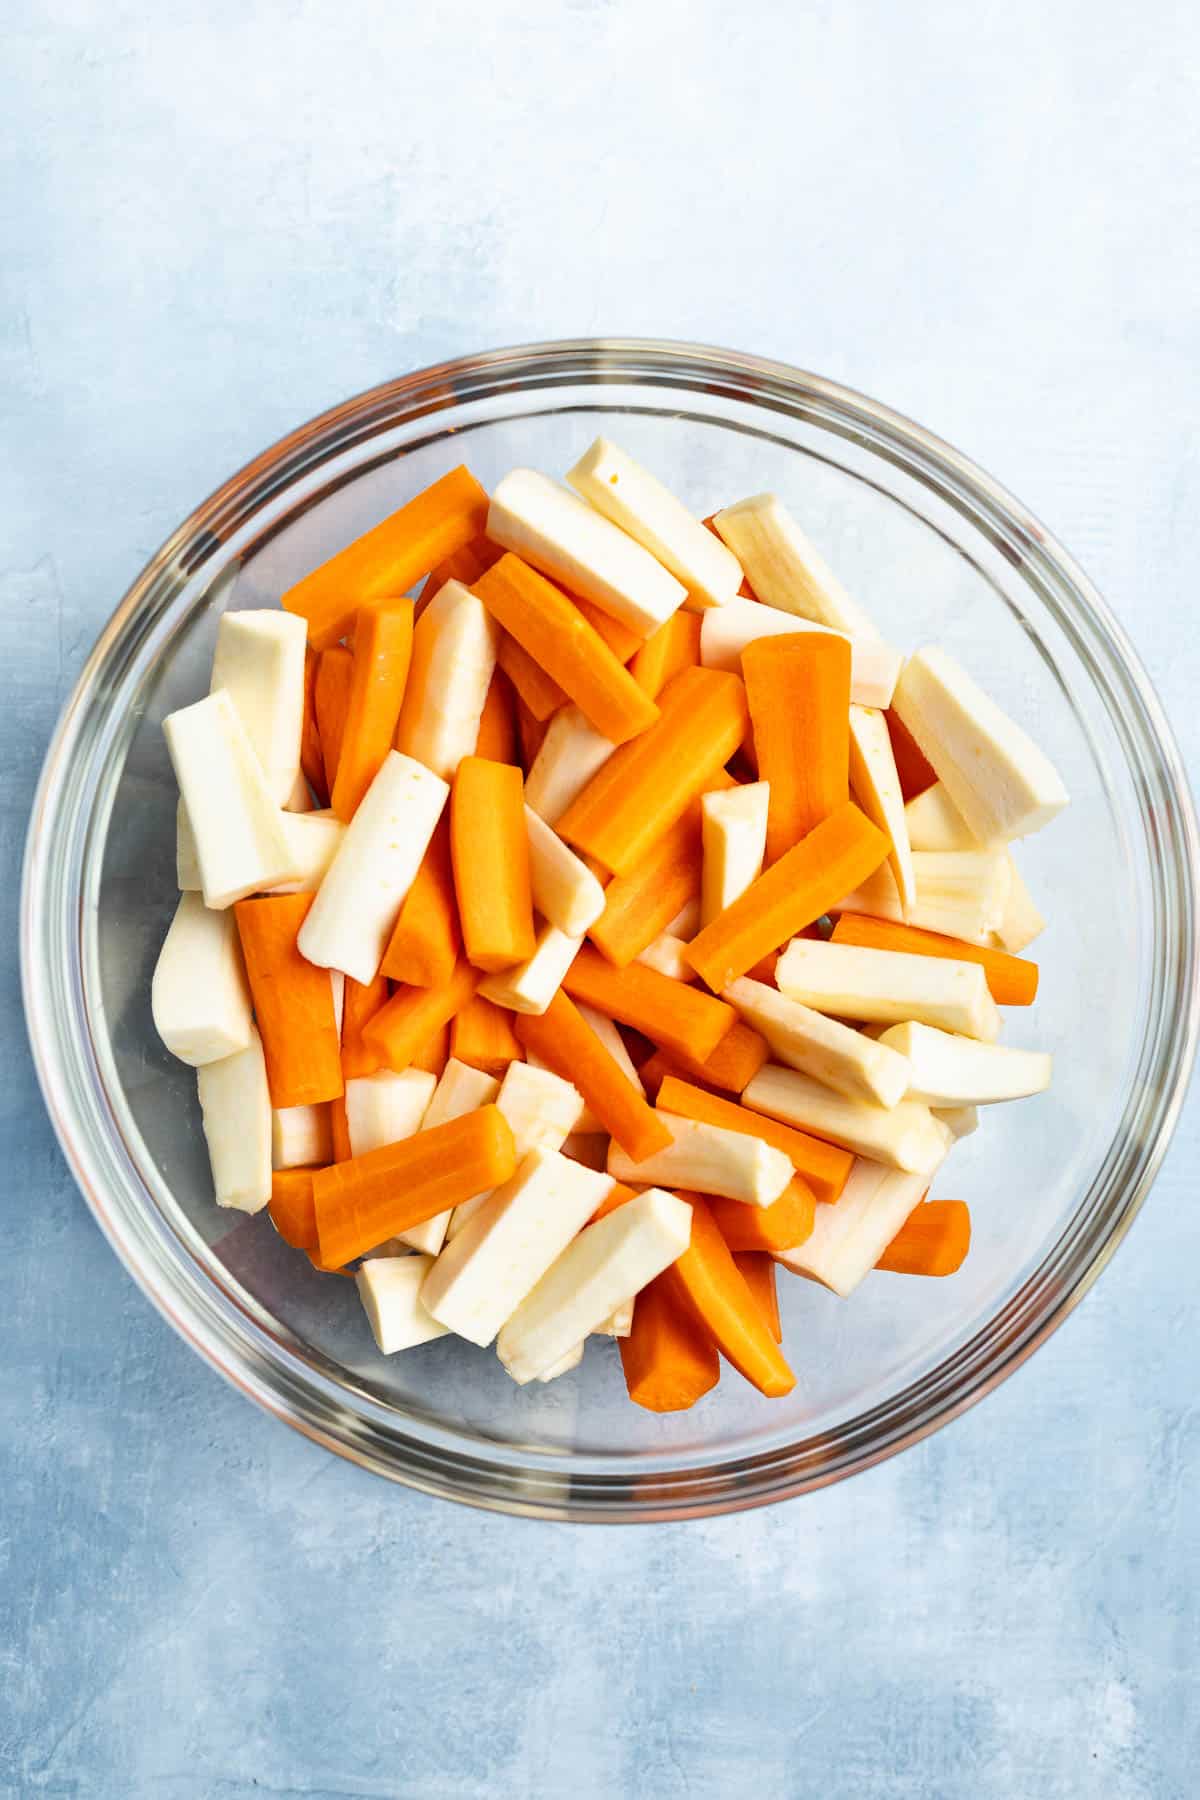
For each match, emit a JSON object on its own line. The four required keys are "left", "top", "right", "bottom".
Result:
{"left": 21, "top": 340, "right": 1200, "bottom": 1520}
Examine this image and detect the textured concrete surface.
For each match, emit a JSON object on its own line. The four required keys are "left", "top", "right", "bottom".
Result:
{"left": 3, "top": 3, "right": 1199, "bottom": 1795}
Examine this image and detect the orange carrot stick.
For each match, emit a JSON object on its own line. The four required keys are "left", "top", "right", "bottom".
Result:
{"left": 283, "top": 466, "right": 490, "bottom": 649}
{"left": 234, "top": 895, "right": 344, "bottom": 1108}
{"left": 664, "top": 1194, "right": 796, "bottom": 1397}
{"left": 313, "top": 1104, "right": 516, "bottom": 1268}
{"left": 329, "top": 1095, "right": 352, "bottom": 1162}
{"left": 654, "top": 1075, "right": 852, "bottom": 1207}
{"left": 314, "top": 645, "right": 353, "bottom": 798}
{"left": 300, "top": 647, "right": 328, "bottom": 805}
{"left": 685, "top": 802, "right": 889, "bottom": 992}
{"left": 640, "top": 1020, "right": 769, "bottom": 1098}
{"left": 268, "top": 1167, "right": 321, "bottom": 1251}
{"left": 619, "top": 1273, "right": 721, "bottom": 1413}
{"left": 450, "top": 756, "right": 536, "bottom": 971}
{"left": 412, "top": 1020, "right": 450, "bottom": 1077}
{"left": 415, "top": 536, "right": 499, "bottom": 620}
{"left": 340, "top": 973, "right": 389, "bottom": 1079}
{"left": 563, "top": 942, "right": 736, "bottom": 1064}
{"left": 474, "top": 668, "right": 518, "bottom": 763}
{"left": 886, "top": 708, "right": 938, "bottom": 801}
{"left": 474, "top": 554, "right": 661, "bottom": 744}
{"left": 630, "top": 610, "right": 702, "bottom": 700}
{"left": 557, "top": 666, "right": 749, "bottom": 875}
{"left": 497, "top": 634, "right": 568, "bottom": 720}
{"left": 516, "top": 698, "right": 549, "bottom": 771}
{"left": 574, "top": 596, "right": 644, "bottom": 663}
{"left": 829, "top": 913, "right": 1039, "bottom": 1006}
{"left": 362, "top": 959, "right": 480, "bottom": 1072}
{"left": 450, "top": 995, "right": 524, "bottom": 1077}
{"left": 710, "top": 1179, "right": 815, "bottom": 1254}
{"left": 732, "top": 1251, "right": 782, "bottom": 1341}
{"left": 515, "top": 991, "right": 673, "bottom": 1163}
{"left": 329, "top": 601, "right": 415, "bottom": 821}
{"left": 742, "top": 633, "right": 851, "bottom": 860}
{"left": 876, "top": 1199, "right": 971, "bottom": 1276}
{"left": 586, "top": 773, "right": 734, "bottom": 968}
{"left": 380, "top": 816, "right": 461, "bottom": 987}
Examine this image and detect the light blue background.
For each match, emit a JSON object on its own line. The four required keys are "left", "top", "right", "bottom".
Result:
{"left": 4, "top": 4, "right": 1199, "bottom": 1795}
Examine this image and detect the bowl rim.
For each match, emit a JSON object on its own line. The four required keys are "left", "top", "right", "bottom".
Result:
{"left": 21, "top": 337, "right": 1200, "bottom": 1521}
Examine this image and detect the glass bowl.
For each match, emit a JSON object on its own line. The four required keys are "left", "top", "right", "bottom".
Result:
{"left": 21, "top": 340, "right": 1200, "bottom": 1521}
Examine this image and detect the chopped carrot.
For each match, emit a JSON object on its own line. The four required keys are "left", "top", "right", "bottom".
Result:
{"left": 474, "top": 668, "right": 518, "bottom": 763}
{"left": 654, "top": 1075, "right": 852, "bottom": 1206}
{"left": 329, "top": 1095, "right": 352, "bottom": 1162}
{"left": 313, "top": 1104, "right": 516, "bottom": 1268}
{"left": 450, "top": 757, "right": 536, "bottom": 971}
{"left": 362, "top": 959, "right": 480, "bottom": 1071}
{"left": 710, "top": 1179, "right": 815, "bottom": 1254}
{"left": 876, "top": 1200, "right": 971, "bottom": 1276}
{"left": 886, "top": 708, "right": 938, "bottom": 801}
{"left": 732, "top": 1251, "right": 782, "bottom": 1341}
{"left": 234, "top": 895, "right": 343, "bottom": 1108}
{"left": 742, "top": 633, "right": 851, "bottom": 861}
{"left": 829, "top": 913, "right": 1039, "bottom": 1006}
{"left": 268, "top": 1167, "right": 321, "bottom": 1251}
{"left": 557, "top": 666, "right": 749, "bottom": 875}
{"left": 314, "top": 645, "right": 353, "bottom": 798}
{"left": 283, "top": 466, "right": 490, "bottom": 649}
{"left": 664, "top": 1194, "right": 796, "bottom": 1397}
{"left": 630, "top": 610, "right": 702, "bottom": 700}
{"left": 588, "top": 1181, "right": 641, "bottom": 1224}
{"left": 619, "top": 1273, "right": 720, "bottom": 1413}
{"left": 415, "top": 536, "right": 499, "bottom": 620}
{"left": 574, "top": 596, "right": 644, "bottom": 663}
{"left": 450, "top": 994, "right": 524, "bottom": 1077}
{"left": 587, "top": 774, "right": 734, "bottom": 969}
{"left": 745, "top": 949, "right": 780, "bottom": 984}
{"left": 515, "top": 991, "right": 673, "bottom": 1163}
{"left": 380, "top": 816, "right": 461, "bottom": 988}
{"left": 329, "top": 601, "right": 414, "bottom": 821}
{"left": 563, "top": 943, "right": 736, "bottom": 1064}
{"left": 412, "top": 1020, "right": 451, "bottom": 1077}
{"left": 642, "top": 1019, "right": 769, "bottom": 1097}
{"left": 300, "top": 647, "right": 328, "bottom": 804}
{"left": 475, "top": 554, "right": 660, "bottom": 745}
{"left": 497, "top": 633, "right": 568, "bottom": 720}
{"left": 340, "top": 973, "right": 389, "bottom": 1079}
{"left": 685, "top": 802, "right": 889, "bottom": 992}
{"left": 516, "top": 699, "right": 549, "bottom": 772}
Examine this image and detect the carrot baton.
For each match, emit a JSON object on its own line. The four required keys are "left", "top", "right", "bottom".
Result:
{"left": 450, "top": 995, "right": 524, "bottom": 1077}
{"left": 380, "top": 816, "right": 461, "bottom": 988}
{"left": 876, "top": 1199, "right": 971, "bottom": 1276}
{"left": 515, "top": 991, "right": 673, "bottom": 1163}
{"left": 563, "top": 942, "right": 736, "bottom": 1065}
{"left": 573, "top": 595, "right": 644, "bottom": 663}
{"left": 587, "top": 774, "right": 734, "bottom": 969}
{"left": 663, "top": 1194, "right": 796, "bottom": 1397}
{"left": 685, "top": 801, "right": 889, "bottom": 993}
{"left": 732, "top": 1251, "right": 782, "bottom": 1341}
{"left": 313, "top": 1104, "right": 516, "bottom": 1269}
{"left": 234, "top": 894, "right": 344, "bottom": 1108}
{"left": 314, "top": 645, "right": 353, "bottom": 798}
{"left": 329, "top": 601, "right": 414, "bottom": 822}
{"left": 630, "top": 610, "right": 702, "bottom": 700}
{"left": 268, "top": 1167, "right": 322, "bottom": 1252}
{"left": 709, "top": 1179, "right": 815, "bottom": 1254}
{"left": 450, "top": 757, "right": 536, "bottom": 971}
{"left": 415, "top": 535, "right": 500, "bottom": 619}
{"left": 474, "top": 669, "right": 518, "bottom": 763}
{"left": 362, "top": 959, "right": 480, "bottom": 1072}
{"left": 742, "top": 632, "right": 851, "bottom": 861}
{"left": 557, "top": 665, "right": 749, "bottom": 875}
{"left": 340, "top": 973, "right": 389, "bottom": 1079}
{"left": 497, "top": 633, "right": 568, "bottom": 721}
{"left": 639, "top": 1020, "right": 769, "bottom": 1098}
{"left": 283, "top": 466, "right": 490, "bottom": 649}
{"left": 411, "top": 1020, "right": 451, "bottom": 1077}
{"left": 619, "top": 1274, "right": 720, "bottom": 1413}
{"left": 829, "top": 913, "right": 1039, "bottom": 1006}
{"left": 654, "top": 1074, "right": 852, "bottom": 1206}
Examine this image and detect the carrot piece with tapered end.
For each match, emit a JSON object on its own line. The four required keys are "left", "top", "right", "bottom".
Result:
{"left": 474, "top": 554, "right": 661, "bottom": 745}
{"left": 269, "top": 1167, "right": 321, "bottom": 1251}
{"left": 654, "top": 1075, "right": 852, "bottom": 1206}
{"left": 412, "top": 1020, "right": 450, "bottom": 1077}
{"left": 733, "top": 1252, "right": 782, "bottom": 1341}
{"left": 876, "top": 1199, "right": 971, "bottom": 1275}
{"left": 630, "top": 610, "right": 702, "bottom": 700}
{"left": 515, "top": 992, "right": 673, "bottom": 1163}
{"left": 362, "top": 959, "right": 480, "bottom": 1072}
{"left": 450, "top": 757, "right": 536, "bottom": 971}
{"left": 557, "top": 666, "right": 749, "bottom": 875}
{"left": 313, "top": 1104, "right": 517, "bottom": 1268}
{"left": 340, "top": 973, "right": 389, "bottom": 1079}
{"left": 380, "top": 817, "right": 461, "bottom": 988}
{"left": 415, "top": 536, "right": 500, "bottom": 619}
{"left": 640, "top": 1020, "right": 768, "bottom": 1098}
{"left": 329, "top": 602, "right": 415, "bottom": 821}
{"left": 664, "top": 1194, "right": 796, "bottom": 1397}
{"left": 685, "top": 802, "right": 889, "bottom": 992}
{"left": 587, "top": 774, "right": 734, "bottom": 969}
{"left": 300, "top": 648, "right": 328, "bottom": 805}
{"left": 574, "top": 596, "right": 644, "bottom": 663}
{"left": 474, "top": 669, "right": 518, "bottom": 763}
{"left": 743, "top": 633, "right": 851, "bottom": 861}
{"left": 516, "top": 699, "right": 549, "bottom": 771}
{"left": 711, "top": 1179, "right": 815, "bottom": 1254}
{"left": 283, "top": 466, "right": 490, "bottom": 649}
{"left": 829, "top": 913, "right": 1039, "bottom": 1006}
{"left": 450, "top": 995, "right": 524, "bottom": 1077}
{"left": 498, "top": 634, "right": 568, "bottom": 720}
{"left": 329, "top": 1095, "right": 352, "bottom": 1162}
{"left": 314, "top": 646, "right": 353, "bottom": 798}
{"left": 234, "top": 895, "right": 343, "bottom": 1108}
{"left": 886, "top": 708, "right": 938, "bottom": 801}
{"left": 563, "top": 943, "right": 736, "bottom": 1064}
{"left": 620, "top": 1273, "right": 720, "bottom": 1413}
